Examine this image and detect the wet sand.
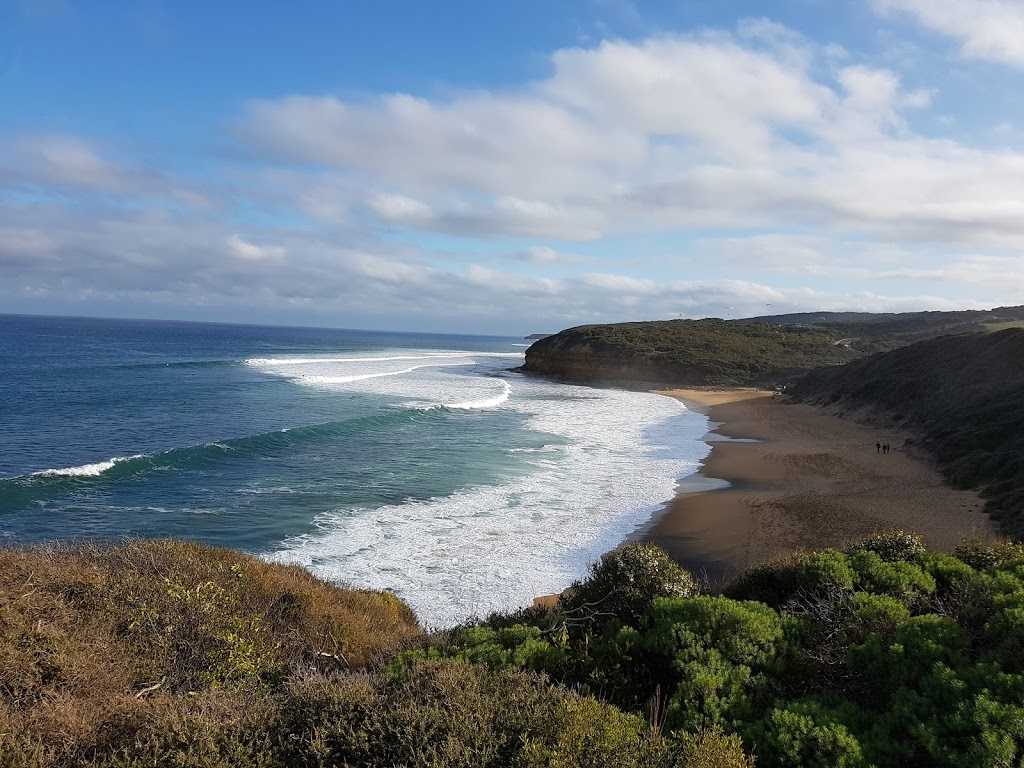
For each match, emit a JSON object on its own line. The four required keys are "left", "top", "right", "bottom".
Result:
{"left": 641, "top": 389, "right": 997, "bottom": 588}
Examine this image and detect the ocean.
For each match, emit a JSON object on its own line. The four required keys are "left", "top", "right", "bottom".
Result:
{"left": 0, "top": 314, "right": 709, "bottom": 626}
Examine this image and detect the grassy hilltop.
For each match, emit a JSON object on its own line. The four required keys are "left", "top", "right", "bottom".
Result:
{"left": 5, "top": 536, "right": 1024, "bottom": 766}
{"left": 522, "top": 318, "right": 858, "bottom": 388}
{"left": 522, "top": 305, "right": 1024, "bottom": 388}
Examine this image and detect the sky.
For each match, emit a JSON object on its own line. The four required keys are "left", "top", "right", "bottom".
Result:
{"left": 3, "top": 0, "right": 1024, "bottom": 335}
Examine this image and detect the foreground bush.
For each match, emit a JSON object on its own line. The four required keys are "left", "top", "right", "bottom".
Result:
{"left": 0, "top": 540, "right": 756, "bottom": 767}
{"left": 0, "top": 540, "right": 421, "bottom": 765}
{"left": 422, "top": 534, "right": 1024, "bottom": 767}
{"left": 560, "top": 543, "right": 699, "bottom": 626}
{"left": 7, "top": 534, "right": 1024, "bottom": 766}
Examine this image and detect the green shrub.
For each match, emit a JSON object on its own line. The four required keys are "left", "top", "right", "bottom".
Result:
{"left": 748, "top": 701, "right": 869, "bottom": 768}
{"left": 724, "top": 553, "right": 810, "bottom": 607}
{"left": 643, "top": 596, "right": 786, "bottom": 730}
{"left": 848, "top": 550, "right": 936, "bottom": 601}
{"left": 801, "top": 551, "right": 857, "bottom": 592}
{"left": 561, "top": 544, "right": 698, "bottom": 627}
{"left": 916, "top": 553, "right": 977, "bottom": 593}
{"left": 955, "top": 539, "right": 1024, "bottom": 571}
{"left": 281, "top": 659, "right": 672, "bottom": 768}
{"left": 847, "top": 531, "right": 926, "bottom": 562}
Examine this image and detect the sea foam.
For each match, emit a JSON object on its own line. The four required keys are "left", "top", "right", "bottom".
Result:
{"left": 262, "top": 351, "right": 710, "bottom": 627}
{"left": 31, "top": 457, "right": 133, "bottom": 477}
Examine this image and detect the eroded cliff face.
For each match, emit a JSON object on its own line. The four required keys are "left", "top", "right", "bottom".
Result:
{"left": 521, "top": 335, "right": 705, "bottom": 388}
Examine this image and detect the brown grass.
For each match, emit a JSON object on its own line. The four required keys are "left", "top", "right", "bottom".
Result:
{"left": 0, "top": 539, "right": 422, "bottom": 764}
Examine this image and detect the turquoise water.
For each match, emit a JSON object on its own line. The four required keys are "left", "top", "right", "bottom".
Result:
{"left": 0, "top": 314, "right": 709, "bottom": 625}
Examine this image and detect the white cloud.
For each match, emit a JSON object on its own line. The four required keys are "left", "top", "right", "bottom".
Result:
{"left": 227, "top": 235, "right": 285, "bottom": 263}
{"left": 0, "top": 134, "right": 210, "bottom": 207}
{"left": 234, "top": 25, "right": 1024, "bottom": 252}
{"left": 508, "top": 246, "right": 589, "bottom": 266}
{"left": 5, "top": 19, "right": 1024, "bottom": 331}
{"left": 873, "top": 0, "right": 1024, "bottom": 67}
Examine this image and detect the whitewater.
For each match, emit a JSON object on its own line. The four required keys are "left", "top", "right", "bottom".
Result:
{"left": 0, "top": 315, "right": 709, "bottom": 627}
{"left": 246, "top": 350, "right": 709, "bottom": 625}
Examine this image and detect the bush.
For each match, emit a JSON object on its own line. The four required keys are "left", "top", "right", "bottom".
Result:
{"left": 643, "top": 596, "right": 786, "bottom": 730}
{"left": 847, "top": 531, "right": 926, "bottom": 562}
{"left": 281, "top": 659, "right": 672, "bottom": 768}
{"left": 748, "top": 701, "right": 869, "bottom": 768}
{"left": 560, "top": 544, "right": 698, "bottom": 627}
{"left": 955, "top": 538, "right": 1024, "bottom": 571}
{"left": 670, "top": 727, "right": 756, "bottom": 768}
{"left": 0, "top": 540, "right": 422, "bottom": 765}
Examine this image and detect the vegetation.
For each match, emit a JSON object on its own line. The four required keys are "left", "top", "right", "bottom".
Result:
{"left": 0, "top": 540, "right": 748, "bottom": 767}
{"left": 6, "top": 536, "right": 1024, "bottom": 765}
{"left": 523, "top": 318, "right": 858, "bottom": 387}
{"left": 407, "top": 538, "right": 1024, "bottom": 768}
{"left": 747, "top": 305, "right": 1024, "bottom": 353}
{"left": 792, "top": 328, "right": 1024, "bottom": 536}
{"left": 523, "top": 305, "right": 1024, "bottom": 388}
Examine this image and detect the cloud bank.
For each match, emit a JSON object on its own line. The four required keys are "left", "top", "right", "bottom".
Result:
{"left": 3, "top": 14, "right": 1023, "bottom": 333}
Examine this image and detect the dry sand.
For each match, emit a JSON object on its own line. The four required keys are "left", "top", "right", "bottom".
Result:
{"left": 641, "top": 388, "right": 997, "bottom": 588}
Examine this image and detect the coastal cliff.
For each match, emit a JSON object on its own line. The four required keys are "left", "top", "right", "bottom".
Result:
{"left": 521, "top": 318, "right": 856, "bottom": 388}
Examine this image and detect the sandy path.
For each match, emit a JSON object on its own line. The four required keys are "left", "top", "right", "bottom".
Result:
{"left": 641, "top": 389, "right": 997, "bottom": 588}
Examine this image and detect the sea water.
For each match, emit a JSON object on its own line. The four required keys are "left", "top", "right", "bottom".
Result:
{"left": 0, "top": 314, "right": 709, "bottom": 626}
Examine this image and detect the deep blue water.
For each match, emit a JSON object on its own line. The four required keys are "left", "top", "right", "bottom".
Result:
{"left": 0, "top": 314, "right": 708, "bottom": 624}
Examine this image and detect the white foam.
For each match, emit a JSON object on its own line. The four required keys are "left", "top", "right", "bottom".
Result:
{"left": 299, "top": 363, "right": 462, "bottom": 385}
{"left": 443, "top": 381, "right": 511, "bottom": 410}
{"left": 268, "top": 365, "right": 710, "bottom": 628}
{"left": 246, "top": 352, "right": 522, "bottom": 367}
{"left": 248, "top": 347, "right": 521, "bottom": 411}
{"left": 31, "top": 457, "right": 133, "bottom": 477}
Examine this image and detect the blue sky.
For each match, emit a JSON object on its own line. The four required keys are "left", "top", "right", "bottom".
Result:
{"left": 3, "top": 0, "right": 1024, "bottom": 334}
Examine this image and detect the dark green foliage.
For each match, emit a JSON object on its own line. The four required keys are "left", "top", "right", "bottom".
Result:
{"left": 525, "top": 306, "right": 1024, "bottom": 389}
{"left": 524, "top": 318, "right": 858, "bottom": 387}
{"left": 424, "top": 535, "right": 1024, "bottom": 767}
{"left": 747, "top": 305, "right": 1024, "bottom": 352}
{"left": 792, "top": 328, "right": 1024, "bottom": 535}
{"left": 641, "top": 596, "right": 788, "bottom": 730}
{"left": 747, "top": 699, "right": 869, "bottom": 768}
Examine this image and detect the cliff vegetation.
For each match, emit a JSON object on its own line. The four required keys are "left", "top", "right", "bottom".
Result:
{"left": 522, "top": 318, "right": 857, "bottom": 387}
{"left": 522, "top": 305, "right": 1024, "bottom": 388}
{"left": 5, "top": 536, "right": 1024, "bottom": 766}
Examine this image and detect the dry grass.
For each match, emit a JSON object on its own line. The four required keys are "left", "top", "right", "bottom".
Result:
{"left": 0, "top": 539, "right": 422, "bottom": 764}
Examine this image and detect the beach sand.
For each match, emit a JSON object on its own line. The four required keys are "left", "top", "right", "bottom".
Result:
{"left": 641, "top": 388, "right": 998, "bottom": 589}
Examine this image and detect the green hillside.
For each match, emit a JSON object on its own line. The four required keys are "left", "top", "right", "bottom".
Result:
{"left": 522, "top": 306, "right": 1024, "bottom": 388}
{"left": 523, "top": 318, "right": 857, "bottom": 387}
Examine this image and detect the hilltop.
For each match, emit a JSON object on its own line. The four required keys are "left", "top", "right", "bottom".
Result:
{"left": 521, "top": 306, "right": 1024, "bottom": 388}
{"left": 522, "top": 318, "right": 857, "bottom": 388}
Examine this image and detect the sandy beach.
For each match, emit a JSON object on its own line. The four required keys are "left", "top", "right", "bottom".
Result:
{"left": 642, "top": 389, "right": 998, "bottom": 588}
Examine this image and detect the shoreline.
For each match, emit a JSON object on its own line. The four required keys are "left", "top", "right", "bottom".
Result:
{"left": 640, "top": 388, "right": 997, "bottom": 589}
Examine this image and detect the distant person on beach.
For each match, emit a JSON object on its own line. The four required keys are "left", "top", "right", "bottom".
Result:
{"left": 876, "top": 442, "right": 881, "bottom": 453}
